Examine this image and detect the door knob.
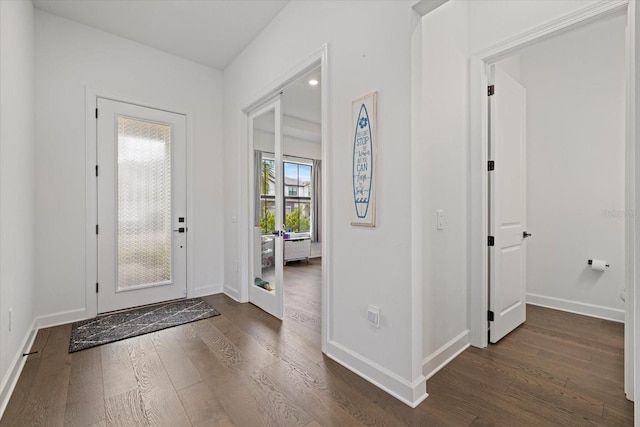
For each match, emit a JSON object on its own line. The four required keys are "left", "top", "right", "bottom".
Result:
{"left": 523, "top": 231, "right": 532, "bottom": 239}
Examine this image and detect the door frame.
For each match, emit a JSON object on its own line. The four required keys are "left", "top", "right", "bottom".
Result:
{"left": 84, "top": 88, "right": 195, "bottom": 319}
{"left": 237, "top": 44, "right": 329, "bottom": 352}
{"left": 468, "top": 0, "right": 636, "bottom": 400}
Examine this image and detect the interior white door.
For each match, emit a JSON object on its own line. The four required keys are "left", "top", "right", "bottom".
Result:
{"left": 249, "top": 97, "right": 284, "bottom": 319}
{"left": 489, "top": 66, "right": 528, "bottom": 343}
{"left": 97, "top": 98, "right": 187, "bottom": 313}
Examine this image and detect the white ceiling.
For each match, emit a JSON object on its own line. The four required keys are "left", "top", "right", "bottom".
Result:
{"left": 33, "top": 0, "right": 289, "bottom": 70}
{"left": 282, "top": 67, "right": 321, "bottom": 125}
{"left": 252, "top": 67, "right": 321, "bottom": 144}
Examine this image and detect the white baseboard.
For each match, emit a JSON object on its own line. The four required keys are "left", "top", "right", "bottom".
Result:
{"left": 192, "top": 283, "right": 223, "bottom": 298}
{"left": 223, "top": 284, "right": 240, "bottom": 302}
{"left": 325, "top": 339, "right": 428, "bottom": 408}
{"left": 526, "top": 293, "right": 624, "bottom": 323}
{"left": 422, "top": 329, "right": 470, "bottom": 380}
{"left": 0, "top": 318, "right": 37, "bottom": 419}
{"left": 35, "top": 308, "right": 87, "bottom": 330}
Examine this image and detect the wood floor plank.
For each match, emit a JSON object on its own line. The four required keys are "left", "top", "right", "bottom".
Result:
{"left": 260, "top": 359, "right": 378, "bottom": 426}
{"left": 208, "top": 295, "right": 323, "bottom": 366}
{"left": 300, "top": 356, "right": 409, "bottom": 426}
{"left": 101, "top": 339, "right": 138, "bottom": 399}
{"left": 1, "top": 358, "right": 41, "bottom": 423}
{"left": 104, "top": 389, "right": 149, "bottom": 427}
{"left": 1, "top": 325, "right": 73, "bottom": 426}
{"left": 429, "top": 367, "right": 565, "bottom": 426}
{"left": 127, "top": 335, "right": 191, "bottom": 426}
{"left": 64, "top": 346, "right": 105, "bottom": 427}
{"left": 412, "top": 390, "right": 479, "bottom": 426}
{"left": 27, "top": 328, "right": 52, "bottom": 360}
{"left": 248, "top": 367, "right": 314, "bottom": 426}
{"left": 565, "top": 377, "right": 632, "bottom": 423}
{"left": 206, "top": 315, "right": 280, "bottom": 369}
{"left": 187, "top": 320, "right": 314, "bottom": 426}
{"left": 151, "top": 328, "right": 201, "bottom": 391}
{"left": 177, "top": 381, "right": 234, "bottom": 427}
{"left": 602, "top": 402, "right": 634, "bottom": 426}
{"left": 170, "top": 324, "right": 285, "bottom": 426}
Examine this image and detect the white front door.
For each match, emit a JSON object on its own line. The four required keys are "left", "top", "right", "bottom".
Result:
{"left": 488, "top": 66, "right": 528, "bottom": 343}
{"left": 249, "top": 97, "right": 284, "bottom": 319}
{"left": 97, "top": 98, "right": 187, "bottom": 314}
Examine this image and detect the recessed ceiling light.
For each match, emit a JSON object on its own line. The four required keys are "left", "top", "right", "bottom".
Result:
{"left": 308, "top": 79, "right": 319, "bottom": 86}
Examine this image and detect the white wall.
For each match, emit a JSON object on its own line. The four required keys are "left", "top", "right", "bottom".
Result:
{"left": 519, "top": 14, "right": 626, "bottom": 320}
{"left": 418, "top": 0, "right": 471, "bottom": 377}
{"left": 283, "top": 136, "right": 321, "bottom": 161}
{"left": 495, "top": 54, "right": 522, "bottom": 84}
{"left": 35, "top": 11, "right": 224, "bottom": 322}
{"left": 223, "top": 0, "right": 425, "bottom": 404}
{"left": 255, "top": 133, "right": 321, "bottom": 161}
{"left": 0, "top": 0, "right": 36, "bottom": 412}
{"left": 468, "top": 0, "right": 602, "bottom": 54}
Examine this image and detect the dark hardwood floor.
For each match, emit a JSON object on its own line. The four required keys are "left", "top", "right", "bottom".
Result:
{"left": 1, "top": 258, "right": 633, "bottom": 425}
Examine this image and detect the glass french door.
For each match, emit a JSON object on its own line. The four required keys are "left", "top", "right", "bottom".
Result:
{"left": 97, "top": 98, "right": 187, "bottom": 313}
{"left": 249, "top": 96, "right": 284, "bottom": 319}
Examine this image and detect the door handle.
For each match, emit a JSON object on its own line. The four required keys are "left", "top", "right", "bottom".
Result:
{"left": 273, "top": 230, "right": 283, "bottom": 237}
{"left": 173, "top": 227, "right": 186, "bottom": 233}
{"left": 523, "top": 231, "right": 532, "bottom": 239}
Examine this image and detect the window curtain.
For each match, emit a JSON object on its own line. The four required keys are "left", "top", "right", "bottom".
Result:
{"left": 254, "top": 150, "right": 262, "bottom": 226}
{"left": 312, "top": 159, "right": 322, "bottom": 242}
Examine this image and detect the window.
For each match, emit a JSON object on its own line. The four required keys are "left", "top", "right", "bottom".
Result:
{"left": 259, "top": 159, "right": 312, "bottom": 234}
{"left": 284, "top": 162, "right": 312, "bottom": 233}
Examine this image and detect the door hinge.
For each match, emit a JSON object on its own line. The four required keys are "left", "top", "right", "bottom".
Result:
{"left": 488, "top": 85, "right": 495, "bottom": 96}
{"left": 96, "top": 283, "right": 99, "bottom": 293}
{"left": 95, "top": 108, "right": 98, "bottom": 119}
{"left": 488, "top": 236, "right": 495, "bottom": 246}
{"left": 96, "top": 224, "right": 99, "bottom": 235}
{"left": 488, "top": 160, "right": 495, "bottom": 171}
{"left": 95, "top": 165, "right": 98, "bottom": 176}
{"left": 488, "top": 310, "right": 495, "bottom": 321}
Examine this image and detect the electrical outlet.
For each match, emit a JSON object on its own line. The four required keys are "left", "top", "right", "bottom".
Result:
{"left": 8, "top": 307, "right": 13, "bottom": 332}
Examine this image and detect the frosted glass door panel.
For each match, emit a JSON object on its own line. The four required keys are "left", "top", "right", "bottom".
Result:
{"left": 117, "top": 117, "right": 172, "bottom": 290}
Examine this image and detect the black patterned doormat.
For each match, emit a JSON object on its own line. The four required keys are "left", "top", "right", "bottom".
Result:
{"left": 69, "top": 298, "right": 220, "bottom": 353}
